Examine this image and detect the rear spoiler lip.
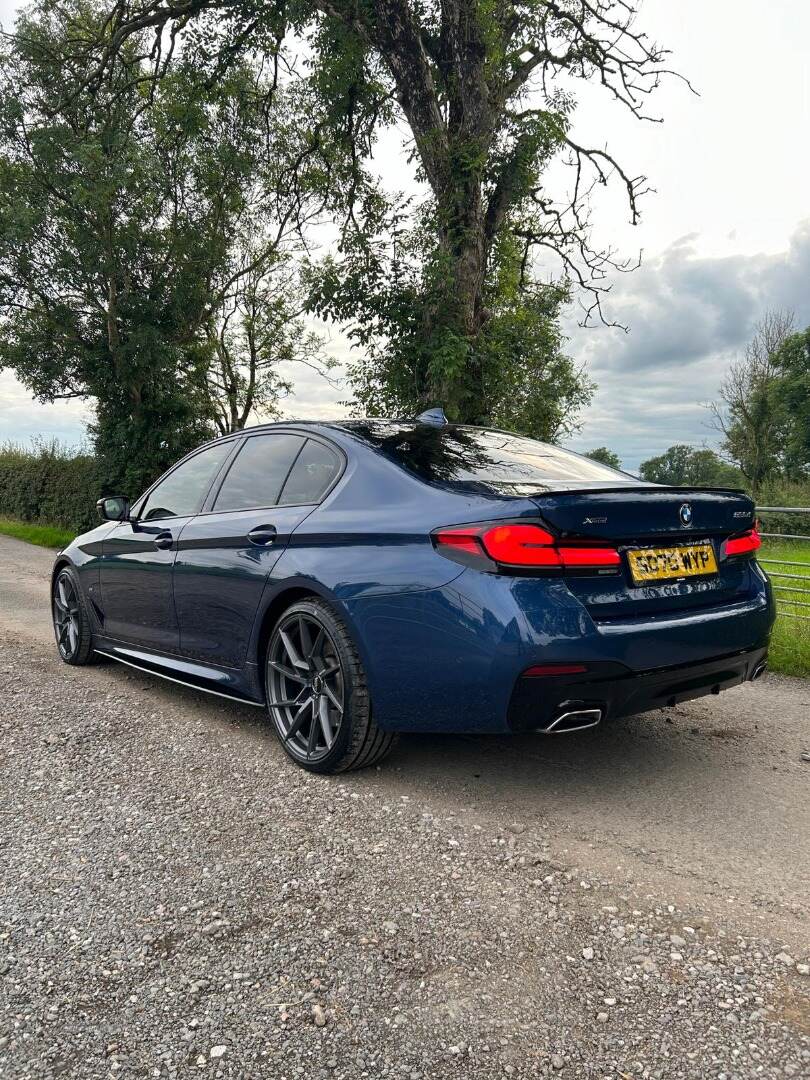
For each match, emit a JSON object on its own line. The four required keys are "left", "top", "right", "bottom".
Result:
{"left": 530, "top": 485, "right": 752, "bottom": 499}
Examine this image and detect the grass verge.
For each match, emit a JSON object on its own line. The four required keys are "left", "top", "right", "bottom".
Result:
{"left": 759, "top": 539, "right": 810, "bottom": 678}
{"left": 0, "top": 517, "right": 75, "bottom": 550}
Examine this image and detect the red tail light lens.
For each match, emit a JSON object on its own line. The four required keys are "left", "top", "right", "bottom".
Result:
{"left": 432, "top": 523, "right": 621, "bottom": 571}
{"left": 481, "top": 524, "right": 561, "bottom": 566}
{"left": 431, "top": 529, "right": 482, "bottom": 556}
{"left": 557, "top": 545, "right": 621, "bottom": 568}
{"left": 725, "top": 527, "right": 762, "bottom": 557}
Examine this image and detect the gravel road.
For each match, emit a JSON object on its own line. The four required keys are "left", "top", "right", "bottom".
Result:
{"left": 0, "top": 533, "right": 808, "bottom": 1079}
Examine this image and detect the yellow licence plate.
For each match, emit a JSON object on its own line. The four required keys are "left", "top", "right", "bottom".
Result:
{"left": 627, "top": 543, "right": 718, "bottom": 584}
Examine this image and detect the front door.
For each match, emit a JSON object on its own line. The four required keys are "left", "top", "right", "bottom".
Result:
{"left": 99, "top": 439, "right": 236, "bottom": 650}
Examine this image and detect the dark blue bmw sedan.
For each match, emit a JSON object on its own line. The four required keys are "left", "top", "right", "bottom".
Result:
{"left": 52, "top": 411, "right": 775, "bottom": 772}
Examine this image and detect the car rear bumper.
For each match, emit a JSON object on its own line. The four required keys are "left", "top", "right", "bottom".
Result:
{"left": 345, "top": 564, "right": 775, "bottom": 734}
{"left": 507, "top": 643, "right": 769, "bottom": 733}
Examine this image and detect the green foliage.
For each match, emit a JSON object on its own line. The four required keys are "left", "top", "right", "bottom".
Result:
{"left": 756, "top": 478, "right": 810, "bottom": 539}
{"left": 0, "top": 441, "right": 102, "bottom": 533}
{"left": 0, "top": 0, "right": 329, "bottom": 493}
{"left": 772, "top": 327, "right": 810, "bottom": 475}
{"left": 709, "top": 312, "right": 799, "bottom": 495}
{"left": 585, "top": 447, "right": 623, "bottom": 470}
{"left": 309, "top": 204, "right": 593, "bottom": 439}
{"left": 639, "top": 445, "right": 744, "bottom": 488}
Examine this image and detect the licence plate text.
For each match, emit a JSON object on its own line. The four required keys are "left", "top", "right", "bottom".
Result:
{"left": 627, "top": 543, "right": 718, "bottom": 584}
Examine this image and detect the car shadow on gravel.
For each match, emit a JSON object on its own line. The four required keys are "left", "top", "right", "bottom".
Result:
{"left": 111, "top": 660, "right": 755, "bottom": 804}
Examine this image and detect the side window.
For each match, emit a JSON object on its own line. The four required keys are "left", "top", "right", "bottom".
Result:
{"left": 278, "top": 438, "right": 340, "bottom": 505}
{"left": 140, "top": 441, "right": 233, "bottom": 521}
{"left": 213, "top": 433, "right": 305, "bottom": 512}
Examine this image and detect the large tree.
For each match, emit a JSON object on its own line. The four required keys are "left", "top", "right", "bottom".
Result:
{"left": 72, "top": 0, "right": 678, "bottom": 426}
{"left": 0, "top": 0, "right": 331, "bottom": 492}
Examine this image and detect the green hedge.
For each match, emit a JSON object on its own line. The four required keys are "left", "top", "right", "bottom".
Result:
{"left": 0, "top": 441, "right": 103, "bottom": 534}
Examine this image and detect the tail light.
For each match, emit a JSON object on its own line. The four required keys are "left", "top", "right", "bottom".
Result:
{"left": 432, "top": 522, "right": 621, "bottom": 572}
{"left": 724, "top": 527, "right": 762, "bottom": 557}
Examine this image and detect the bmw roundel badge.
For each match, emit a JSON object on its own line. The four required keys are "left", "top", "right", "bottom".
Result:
{"left": 679, "top": 502, "right": 693, "bottom": 528}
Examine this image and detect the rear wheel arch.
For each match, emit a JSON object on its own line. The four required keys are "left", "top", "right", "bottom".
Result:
{"left": 255, "top": 582, "right": 371, "bottom": 680}
{"left": 256, "top": 586, "right": 322, "bottom": 685}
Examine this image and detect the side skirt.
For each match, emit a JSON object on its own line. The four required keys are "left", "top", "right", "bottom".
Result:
{"left": 93, "top": 644, "right": 265, "bottom": 708}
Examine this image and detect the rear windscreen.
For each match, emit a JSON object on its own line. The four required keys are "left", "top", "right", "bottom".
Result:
{"left": 334, "top": 421, "right": 632, "bottom": 495}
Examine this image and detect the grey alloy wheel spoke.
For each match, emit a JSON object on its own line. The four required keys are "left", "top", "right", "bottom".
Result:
{"left": 279, "top": 628, "right": 308, "bottom": 670}
{"left": 307, "top": 626, "right": 324, "bottom": 664}
{"left": 268, "top": 660, "right": 307, "bottom": 683}
{"left": 267, "top": 611, "right": 346, "bottom": 763}
{"left": 317, "top": 694, "right": 334, "bottom": 747}
{"left": 284, "top": 698, "right": 313, "bottom": 742}
{"left": 298, "top": 616, "right": 314, "bottom": 666}
{"left": 321, "top": 681, "right": 343, "bottom": 714}
{"left": 306, "top": 707, "right": 319, "bottom": 756}
{"left": 54, "top": 573, "right": 80, "bottom": 659}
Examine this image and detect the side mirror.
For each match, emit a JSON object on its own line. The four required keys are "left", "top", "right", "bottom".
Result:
{"left": 96, "top": 495, "right": 130, "bottom": 522}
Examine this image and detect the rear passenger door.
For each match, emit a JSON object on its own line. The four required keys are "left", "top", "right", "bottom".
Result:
{"left": 173, "top": 432, "right": 341, "bottom": 668}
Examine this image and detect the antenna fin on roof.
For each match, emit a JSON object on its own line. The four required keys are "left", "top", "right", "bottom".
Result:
{"left": 415, "top": 407, "right": 448, "bottom": 427}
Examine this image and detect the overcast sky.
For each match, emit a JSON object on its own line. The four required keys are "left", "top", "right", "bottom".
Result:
{"left": 1, "top": 0, "right": 809, "bottom": 468}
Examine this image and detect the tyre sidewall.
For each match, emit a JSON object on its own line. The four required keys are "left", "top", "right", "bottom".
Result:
{"left": 266, "top": 598, "right": 369, "bottom": 774}
{"left": 53, "top": 566, "right": 95, "bottom": 666}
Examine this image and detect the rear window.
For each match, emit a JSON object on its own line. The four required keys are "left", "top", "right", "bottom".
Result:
{"left": 278, "top": 438, "right": 340, "bottom": 504}
{"left": 334, "top": 421, "right": 630, "bottom": 495}
{"left": 213, "top": 433, "right": 304, "bottom": 511}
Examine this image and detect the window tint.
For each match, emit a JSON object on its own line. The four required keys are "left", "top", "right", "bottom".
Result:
{"left": 140, "top": 441, "right": 233, "bottom": 521}
{"left": 335, "top": 421, "right": 632, "bottom": 495}
{"left": 277, "top": 439, "right": 340, "bottom": 505}
{"left": 213, "top": 433, "right": 305, "bottom": 511}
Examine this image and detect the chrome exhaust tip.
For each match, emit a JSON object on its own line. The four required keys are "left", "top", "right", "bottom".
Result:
{"left": 751, "top": 660, "right": 767, "bottom": 681}
{"left": 538, "top": 707, "right": 603, "bottom": 735}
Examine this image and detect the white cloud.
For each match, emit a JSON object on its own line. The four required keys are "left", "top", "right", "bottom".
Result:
{"left": 0, "top": 371, "right": 91, "bottom": 448}
{"left": 566, "top": 222, "right": 810, "bottom": 468}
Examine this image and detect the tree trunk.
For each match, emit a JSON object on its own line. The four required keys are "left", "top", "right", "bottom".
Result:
{"left": 418, "top": 170, "right": 491, "bottom": 422}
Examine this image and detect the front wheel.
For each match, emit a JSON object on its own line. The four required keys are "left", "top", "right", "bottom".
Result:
{"left": 52, "top": 567, "right": 97, "bottom": 665}
{"left": 265, "top": 598, "right": 397, "bottom": 773}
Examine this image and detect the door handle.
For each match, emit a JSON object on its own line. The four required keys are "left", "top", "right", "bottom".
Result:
{"left": 154, "top": 531, "right": 174, "bottom": 550}
{"left": 247, "top": 524, "right": 278, "bottom": 546}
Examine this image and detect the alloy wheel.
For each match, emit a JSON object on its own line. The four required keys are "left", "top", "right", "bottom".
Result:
{"left": 53, "top": 572, "right": 81, "bottom": 660}
{"left": 267, "top": 612, "right": 345, "bottom": 763}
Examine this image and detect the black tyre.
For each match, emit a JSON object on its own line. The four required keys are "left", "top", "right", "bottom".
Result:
{"left": 265, "top": 598, "right": 397, "bottom": 774}
{"left": 52, "top": 566, "right": 97, "bottom": 666}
